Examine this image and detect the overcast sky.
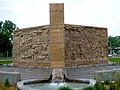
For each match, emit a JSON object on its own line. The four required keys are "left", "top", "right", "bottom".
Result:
{"left": 0, "top": 0, "right": 120, "bottom": 36}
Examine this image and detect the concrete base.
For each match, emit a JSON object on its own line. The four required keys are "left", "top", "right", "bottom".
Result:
{"left": 0, "top": 71, "right": 21, "bottom": 86}
{"left": 94, "top": 69, "right": 120, "bottom": 82}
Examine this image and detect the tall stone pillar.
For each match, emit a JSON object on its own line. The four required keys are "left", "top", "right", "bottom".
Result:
{"left": 50, "top": 3, "right": 65, "bottom": 67}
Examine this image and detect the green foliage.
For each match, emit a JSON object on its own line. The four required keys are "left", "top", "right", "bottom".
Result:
{"left": 104, "top": 80, "right": 111, "bottom": 85}
{"left": 83, "top": 86, "right": 94, "bottom": 90}
{"left": 108, "top": 36, "right": 120, "bottom": 48}
{"left": 1, "top": 84, "right": 6, "bottom": 90}
{"left": 94, "top": 82, "right": 104, "bottom": 90}
{"left": 1, "top": 83, "right": 15, "bottom": 90}
{"left": 5, "top": 78, "right": 10, "bottom": 87}
{"left": 10, "top": 87, "right": 15, "bottom": 90}
{"left": 109, "top": 84, "right": 117, "bottom": 90}
{"left": 0, "top": 60, "right": 12, "bottom": 64}
{"left": 2, "top": 20, "right": 16, "bottom": 34}
{"left": 115, "top": 81, "right": 120, "bottom": 90}
{"left": 0, "top": 20, "right": 17, "bottom": 57}
{"left": 0, "top": 20, "right": 17, "bottom": 40}
{"left": 0, "top": 21, "right": 3, "bottom": 30}
{"left": 108, "top": 36, "right": 120, "bottom": 54}
{"left": 83, "top": 81, "right": 120, "bottom": 90}
{"left": 109, "top": 58, "right": 120, "bottom": 62}
{"left": 94, "top": 82, "right": 108, "bottom": 90}
{"left": 59, "top": 86, "right": 73, "bottom": 90}
{"left": 0, "top": 33, "right": 12, "bottom": 53}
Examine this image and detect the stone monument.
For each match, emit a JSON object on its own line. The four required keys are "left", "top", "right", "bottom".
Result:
{"left": 13, "top": 3, "right": 108, "bottom": 67}
{"left": 50, "top": 4, "right": 65, "bottom": 67}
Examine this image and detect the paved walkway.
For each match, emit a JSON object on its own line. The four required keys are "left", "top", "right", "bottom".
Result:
{"left": 0, "top": 64, "right": 120, "bottom": 80}
{"left": 65, "top": 64, "right": 120, "bottom": 79}
{"left": 0, "top": 66, "right": 52, "bottom": 80}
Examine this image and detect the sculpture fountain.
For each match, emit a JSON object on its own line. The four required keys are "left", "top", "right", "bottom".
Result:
{"left": 17, "top": 68, "right": 95, "bottom": 90}
{"left": 16, "top": 3, "right": 108, "bottom": 90}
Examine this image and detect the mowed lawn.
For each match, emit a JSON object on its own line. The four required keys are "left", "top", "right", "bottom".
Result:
{"left": 0, "top": 58, "right": 12, "bottom": 64}
{"left": 109, "top": 57, "right": 120, "bottom": 62}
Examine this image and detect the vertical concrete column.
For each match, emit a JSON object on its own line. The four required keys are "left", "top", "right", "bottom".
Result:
{"left": 50, "top": 3, "right": 65, "bottom": 67}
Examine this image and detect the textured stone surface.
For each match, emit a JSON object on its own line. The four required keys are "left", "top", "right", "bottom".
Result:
{"left": 52, "top": 68, "right": 64, "bottom": 82}
{"left": 65, "top": 24, "right": 108, "bottom": 66}
{"left": 50, "top": 3, "right": 65, "bottom": 67}
{"left": 13, "top": 26, "right": 50, "bottom": 67}
{"left": 13, "top": 24, "right": 108, "bottom": 67}
{"left": 13, "top": 3, "right": 108, "bottom": 67}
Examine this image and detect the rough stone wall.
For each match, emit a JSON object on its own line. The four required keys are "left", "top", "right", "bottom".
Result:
{"left": 13, "top": 25, "right": 50, "bottom": 67}
{"left": 13, "top": 24, "right": 108, "bottom": 67}
{"left": 65, "top": 24, "right": 108, "bottom": 67}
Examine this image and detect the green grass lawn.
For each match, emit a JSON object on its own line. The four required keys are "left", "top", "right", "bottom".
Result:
{"left": 0, "top": 58, "right": 12, "bottom": 64}
{"left": 109, "top": 57, "right": 120, "bottom": 62}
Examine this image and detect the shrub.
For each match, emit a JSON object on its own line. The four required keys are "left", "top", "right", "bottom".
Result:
{"left": 10, "top": 87, "right": 15, "bottom": 90}
{"left": 5, "top": 78, "right": 10, "bottom": 87}
{"left": 104, "top": 80, "right": 110, "bottom": 85}
{"left": 59, "top": 86, "right": 73, "bottom": 90}
{"left": 94, "top": 82, "right": 105, "bottom": 90}
{"left": 83, "top": 86, "right": 94, "bottom": 90}
{"left": 2, "top": 84, "right": 6, "bottom": 90}
{"left": 94, "top": 82, "right": 101, "bottom": 90}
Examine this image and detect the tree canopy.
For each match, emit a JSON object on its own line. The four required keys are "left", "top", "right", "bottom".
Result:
{"left": 108, "top": 36, "right": 120, "bottom": 55}
{"left": 108, "top": 36, "right": 120, "bottom": 49}
{"left": 0, "top": 20, "right": 17, "bottom": 57}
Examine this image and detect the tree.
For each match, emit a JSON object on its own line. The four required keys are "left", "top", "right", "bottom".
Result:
{"left": 2, "top": 20, "right": 16, "bottom": 40}
{"left": 0, "top": 21, "right": 3, "bottom": 29}
{"left": 108, "top": 36, "right": 120, "bottom": 48}
{"left": 109, "top": 36, "right": 117, "bottom": 48}
{"left": 108, "top": 36, "right": 120, "bottom": 54}
{"left": 0, "top": 20, "right": 17, "bottom": 57}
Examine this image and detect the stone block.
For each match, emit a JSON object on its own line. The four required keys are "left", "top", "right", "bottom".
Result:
{"left": 51, "top": 61, "right": 65, "bottom": 68}
{"left": 0, "top": 71, "right": 21, "bottom": 86}
{"left": 50, "top": 3, "right": 65, "bottom": 68}
{"left": 50, "top": 44, "right": 64, "bottom": 52}
{"left": 50, "top": 38, "right": 64, "bottom": 44}
{"left": 50, "top": 52, "right": 65, "bottom": 61}
{"left": 50, "top": 11, "right": 64, "bottom": 26}
{"left": 50, "top": 32, "right": 64, "bottom": 37}
{"left": 50, "top": 26, "right": 64, "bottom": 30}
{"left": 50, "top": 3, "right": 64, "bottom": 12}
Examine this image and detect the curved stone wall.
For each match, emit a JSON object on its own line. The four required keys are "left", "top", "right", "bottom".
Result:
{"left": 13, "top": 25, "right": 50, "bottom": 67}
{"left": 13, "top": 24, "right": 108, "bottom": 67}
